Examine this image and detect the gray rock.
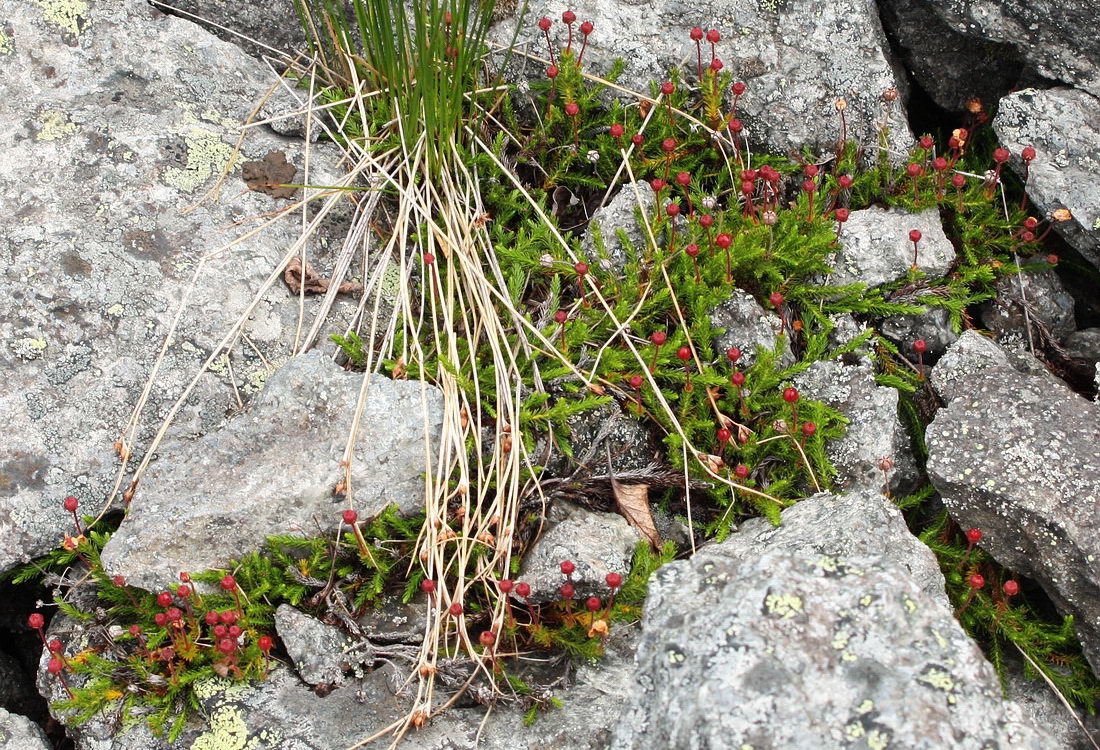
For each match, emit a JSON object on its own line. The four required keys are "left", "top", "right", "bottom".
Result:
{"left": 517, "top": 502, "right": 639, "bottom": 604}
{"left": 830, "top": 206, "right": 956, "bottom": 289}
{"left": 1004, "top": 658, "right": 1100, "bottom": 750}
{"left": 275, "top": 605, "right": 354, "bottom": 687}
{"left": 927, "top": 331, "right": 1100, "bottom": 673}
{"left": 1065, "top": 328, "right": 1100, "bottom": 366}
{"left": 0, "top": 708, "right": 50, "bottom": 750}
{"left": 581, "top": 181, "right": 654, "bottom": 276}
{"left": 710, "top": 289, "right": 793, "bottom": 368}
{"left": 356, "top": 594, "right": 428, "bottom": 644}
{"left": 0, "top": 0, "right": 354, "bottom": 575}
{"left": 151, "top": 0, "right": 307, "bottom": 61}
{"left": 794, "top": 360, "right": 917, "bottom": 496}
{"left": 913, "top": 1, "right": 1100, "bottom": 98}
{"left": 611, "top": 547, "right": 1050, "bottom": 749}
{"left": 881, "top": 307, "right": 959, "bottom": 359}
{"left": 878, "top": 0, "right": 1024, "bottom": 112}
{"left": 101, "top": 353, "right": 444, "bottom": 591}
{"left": 993, "top": 88, "right": 1100, "bottom": 270}
{"left": 828, "top": 314, "right": 874, "bottom": 365}
{"left": 714, "top": 489, "right": 949, "bottom": 609}
{"left": 541, "top": 400, "right": 657, "bottom": 478}
{"left": 980, "top": 257, "right": 1076, "bottom": 344}
{"left": 490, "top": 0, "right": 913, "bottom": 162}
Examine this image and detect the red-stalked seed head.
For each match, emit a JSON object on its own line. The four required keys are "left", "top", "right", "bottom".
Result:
{"left": 423, "top": 252, "right": 435, "bottom": 266}
{"left": 342, "top": 509, "right": 358, "bottom": 525}
{"left": 686, "top": 243, "right": 699, "bottom": 258}
{"left": 560, "top": 582, "right": 575, "bottom": 599}
{"left": 838, "top": 175, "right": 853, "bottom": 189}
{"left": 63, "top": 496, "right": 78, "bottom": 513}
{"left": 715, "top": 233, "right": 733, "bottom": 249}
{"left": 205, "top": 611, "right": 219, "bottom": 626}
{"left": 112, "top": 576, "right": 126, "bottom": 587}
{"left": 560, "top": 560, "right": 576, "bottom": 575}
{"left": 650, "top": 178, "right": 666, "bottom": 193}
{"left": 650, "top": 331, "right": 667, "bottom": 346}
{"left": 547, "top": 65, "right": 559, "bottom": 79}
{"left": 993, "top": 147, "right": 1010, "bottom": 164}
{"left": 449, "top": 602, "right": 463, "bottom": 617}
{"left": 951, "top": 173, "right": 966, "bottom": 188}
{"left": 177, "top": 584, "right": 191, "bottom": 598}
{"left": 769, "top": 291, "right": 784, "bottom": 307}
{"left": 629, "top": 374, "right": 644, "bottom": 389}
{"left": 609, "top": 123, "right": 624, "bottom": 139}
{"left": 574, "top": 261, "right": 589, "bottom": 275}
{"left": 537, "top": 17, "right": 551, "bottom": 31}
{"left": 732, "top": 82, "right": 746, "bottom": 96}
{"left": 631, "top": 133, "right": 644, "bottom": 147}
{"left": 154, "top": 612, "right": 168, "bottom": 627}
{"left": 499, "top": 579, "right": 514, "bottom": 593}
{"left": 586, "top": 596, "right": 602, "bottom": 611}
{"left": 968, "top": 573, "right": 985, "bottom": 589}
{"left": 217, "top": 638, "right": 236, "bottom": 655}
{"left": 675, "top": 171, "right": 691, "bottom": 187}
{"left": 906, "top": 163, "right": 921, "bottom": 178}
{"left": 741, "top": 180, "right": 755, "bottom": 195}
{"left": 717, "top": 427, "right": 732, "bottom": 443}
{"left": 660, "top": 81, "right": 675, "bottom": 96}
{"left": 802, "top": 179, "right": 816, "bottom": 194}
{"left": 47, "top": 657, "right": 64, "bottom": 675}
{"left": 727, "top": 347, "right": 742, "bottom": 363}
{"left": 421, "top": 579, "right": 436, "bottom": 594}
{"left": 729, "top": 118, "right": 743, "bottom": 133}
{"left": 554, "top": 309, "right": 569, "bottom": 325}
{"left": 580, "top": 20, "right": 593, "bottom": 35}
{"left": 562, "top": 10, "right": 576, "bottom": 24}
{"left": 1021, "top": 146, "right": 1036, "bottom": 162}
{"left": 804, "top": 164, "right": 819, "bottom": 178}
{"left": 167, "top": 608, "right": 182, "bottom": 623}
{"left": 667, "top": 203, "right": 681, "bottom": 217}
{"left": 966, "top": 528, "right": 982, "bottom": 544}
{"left": 710, "top": 58, "right": 723, "bottom": 71}
{"left": 228, "top": 624, "right": 242, "bottom": 638}
{"left": 913, "top": 339, "right": 928, "bottom": 354}
{"left": 130, "top": 624, "right": 143, "bottom": 637}
{"left": 676, "top": 346, "right": 691, "bottom": 362}
{"left": 731, "top": 371, "right": 745, "bottom": 387}
{"left": 564, "top": 102, "right": 580, "bottom": 117}
{"left": 48, "top": 638, "right": 63, "bottom": 653}
{"left": 909, "top": 229, "right": 922, "bottom": 244}
{"left": 606, "top": 572, "right": 623, "bottom": 588}
{"left": 258, "top": 635, "right": 274, "bottom": 652}
{"left": 1003, "top": 580, "right": 1019, "bottom": 597}
{"left": 734, "top": 464, "right": 750, "bottom": 479}
{"left": 835, "top": 208, "right": 850, "bottom": 223}
{"left": 220, "top": 575, "right": 237, "bottom": 592}
{"left": 782, "top": 387, "right": 799, "bottom": 403}
{"left": 690, "top": 26, "right": 703, "bottom": 41}
{"left": 706, "top": 29, "right": 720, "bottom": 43}
{"left": 700, "top": 213, "right": 714, "bottom": 228}
{"left": 919, "top": 135, "right": 934, "bottom": 150}
{"left": 933, "top": 157, "right": 948, "bottom": 172}
{"left": 1023, "top": 216, "right": 1039, "bottom": 230}
{"left": 157, "top": 591, "right": 173, "bottom": 607}
{"left": 802, "top": 421, "right": 817, "bottom": 437}
{"left": 479, "top": 630, "right": 497, "bottom": 647}
{"left": 220, "top": 610, "right": 239, "bottom": 625}
{"left": 515, "top": 582, "right": 531, "bottom": 597}
{"left": 661, "top": 137, "right": 677, "bottom": 153}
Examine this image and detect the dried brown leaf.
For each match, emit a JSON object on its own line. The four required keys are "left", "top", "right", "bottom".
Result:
{"left": 242, "top": 151, "right": 298, "bottom": 199}
{"left": 284, "top": 257, "right": 364, "bottom": 296}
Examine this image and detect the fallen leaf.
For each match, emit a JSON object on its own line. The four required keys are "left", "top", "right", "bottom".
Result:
{"left": 608, "top": 447, "right": 660, "bottom": 548}
{"left": 242, "top": 151, "right": 298, "bottom": 199}
{"left": 284, "top": 257, "right": 364, "bottom": 296}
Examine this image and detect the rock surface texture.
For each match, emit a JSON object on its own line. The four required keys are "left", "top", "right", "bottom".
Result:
{"left": 980, "top": 256, "right": 1076, "bottom": 344}
{"left": 0, "top": 0, "right": 353, "bottom": 575}
{"left": 927, "top": 331, "right": 1100, "bottom": 672}
{"left": 0, "top": 709, "right": 51, "bottom": 750}
{"left": 831, "top": 206, "right": 955, "bottom": 289}
{"left": 491, "top": 0, "right": 913, "bottom": 160}
{"left": 994, "top": 88, "right": 1100, "bottom": 271}
{"left": 710, "top": 289, "right": 793, "bottom": 367}
{"left": 611, "top": 525, "right": 1050, "bottom": 748}
{"left": 101, "top": 353, "right": 444, "bottom": 591}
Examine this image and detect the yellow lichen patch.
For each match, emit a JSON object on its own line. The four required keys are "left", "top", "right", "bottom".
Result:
{"left": 33, "top": 0, "right": 88, "bottom": 36}
{"left": 0, "top": 28, "right": 14, "bottom": 55}
{"left": 37, "top": 110, "right": 79, "bottom": 141}
{"left": 857, "top": 699, "right": 874, "bottom": 713}
{"left": 764, "top": 593, "right": 803, "bottom": 619}
{"left": 867, "top": 729, "right": 890, "bottom": 749}
{"left": 163, "top": 129, "right": 236, "bottom": 193}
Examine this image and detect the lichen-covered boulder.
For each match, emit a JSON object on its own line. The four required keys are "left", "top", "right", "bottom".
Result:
{"left": 993, "top": 87, "right": 1100, "bottom": 271}
{"left": 927, "top": 331, "right": 1100, "bottom": 672}
{"left": 490, "top": 0, "right": 913, "bottom": 161}
{"left": 100, "top": 353, "right": 443, "bottom": 591}
{"left": 710, "top": 289, "right": 793, "bottom": 368}
{"left": 0, "top": 0, "right": 353, "bottom": 575}
{"left": 980, "top": 256, "right": 1076, "bottom": 344}
{"left": 0, "top": 708, "right": 50, "bottom": 750}
{"left": 830, "top": 206, "right": 955, "bottom": 289}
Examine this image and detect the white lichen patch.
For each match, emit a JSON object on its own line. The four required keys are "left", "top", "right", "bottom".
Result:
{"left": 765, "top": 592, "right": 803, "bottom": 618}
{"left": 12, "top": 337, "right": 47, "bottom": 360}
{"left": 37, "top": 110, "right": 79, "bottom": 141}
{"left": 33, "top": 0, "right": 88, "bottom": 36}
{"left": 163, "top": 129, "right": 236, "bottom": 193}
{"left": 105, "top": 303, "right": 123, "bottom": 317}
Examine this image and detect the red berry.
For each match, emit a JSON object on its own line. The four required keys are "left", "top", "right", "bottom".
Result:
{"left": 609, "top": 123, "right": 624, "bottom": 138}
{"left": 802, "top": 421, "right": 817, "bottom": 437}
{"left": 47, "top": 657, "right": 63, "bottom": 675}
{"left": 220, "top": 575, "right": 236, "bottom": 591}
{"left": 650, "top": 331, "right": 667, "bottom": 346}
{"left": 564, "top": 102, "right": 580, "bottom": 117}
{"left": 933, "top": 157, "right": 948, "bottom": 172}
{"left": 228, "top": 625, "right": 241, "bottom": 638}
{"left": 28, "top": 613, "right": 45, "bottom": 630}
{"left": 715, "top": 233, "right": 732, "bottom": 249}
{"left": 499, "top": 579, "right": 514, "bottom": 593}
{"left": 660, "top": 81, "right": 675, "bottom": 96}
{"left": 606, "top": 572, "right": 623, "bottom": 588}
{"left": 650, "top": 178, "right": 666, "bottom": 193}
{"left": 731, "top": 82, "right": 745, "bottom": 96}
{"left": 423, "top": 252, "right": 434, "bottom": 265}
{"left": 919, "top": 135, "right": 934, "bottom": 150}
{"left": 782, "top": 387, "right": 799, "bottom": 403}
{"left": 562, "top": 10, "right": 575, "bottom": 24}
{"left": 1023, "top": 216, "right": 1038, "bottom": 230}
{"left": 741, "top": 180, "right": 754, "bottom": 195}
{"left": 449, "top": 602, "right": 463, "bottom": 617}
{"left": 631, "top": 133, "right": 644, "bottom": 147}
{"left": 560, "top": 583, "right": 575, "bottom": 599}
{"left": 342, "top": 509, "right": 358, "bottom": 524}
{"left": 966, "top": 528, "right": 982, "bottom": 544}
{"left": 258, "top": 635, "right": 273, "bottom": 652}
{"left": 1021, "top": 146, "right": 1036, "bottom": 162}
{"left": 1022, "top": 231, "right": 1035, "bottom": 242}
{"left": 112, "top": 575, "right": 126, "bottom": 587}
{"left": 157, "top": 591, "right": 173, "bottom": 607}
{"left": 166, "top": 608, "right": 181, "bottom": 622}
{"left": 220, "top": 610, "right": 238, "bottom": 625}
{"left": 421, "top": 579, "right": 436, "bottom": 594}
{"left": 835, "top": 208, "right": 850, "bottom": 223}
{"left": 629, "top": 374, "right": 644, "bottom": 389}
{"left": 130, "top": 624, "right": 142, "bottom": 637}
{"left": 729, "top": 118, "right": 743, "bottom": 133}
{"left": 690, "top": 27, "right": 703, "bottom": 41}
{"left": 804, "top": 164, "right": 819, "bottom": 178}
{"left": 546, "top": 65, "right": 559, "bottom": 79}
{"left": 733, "top": 464, "right": 750, "bottom": 479}
{"left": 700, "top": 214, "right": 714, "bottom": 227}
{"left": 969, "top": 574, "right": 985, "bottom": 589}
{"left": 154, "top": 612, "right": 167, "bottom": 627}
{"left": 909, "top": 229, "right": 922, "bottom": 243}
{"left": 538, "top": 17, "right": 551, "bottom": 31}
{"left": 63, "top": 496, "right": 78, "bottom": 512}
{"left": 574, "top": 261, "right": 588, "bottom": 275}
{"left": 177, "top": 584, "right": 191, "bottom": 598}
{"left": 717, "top": 427, "right": 732, "bottom": 443}
{"left": 769, "top": 292, "right": 784, "bottom": 307}
{"left": 666, "top": 203, "right": 681, "bottom": 217}
{"left": 913, "top": 339, "right": 928, "bottom": 354}
{"left": 217, "top": 638, "right": 236, "bottom": 654}
{"left": 710, "top": 58, "right": 723, "bottom": 71}
{"left": 479, "top": 630, "right": 497, "bottom": 647}
{"left": 686, "top": 243, "right": 699, "bottom": 258}
{"left": 580, "top": 20, "right": 593, "bottom": 35}
{"left": 48, "top": 638, "right": 63, "bottom": 653}
{"left": 802, "top": 179, "right": 816, "bottom": 194}
{"left": 661, "top": 137, "right": 677, "bottom": 153}
{"left": 586, "top": 596, "right": 602, "bottom": 611}
{"left": 1047, "top": 254, "right": 1059, "bottom": 266}
{"left": 1003, "top": 580, "right": 1020, "bottom": 597}
{"left": 205, "top": 611, "right": 219, "bottom": 626}
{"left": 726, "top": 347, "right": 741, "bottom": 363}
{"left": 554, "top": 309, "right": 568, "bottom": 325}
{"left": 560, "top": 560, "right": 576, "bottom": 575}
{"left": 993, "top": 147, "right": 1010, "bottom": 163}
{"left": 906, "top": 163, "right": 921, "bottom": 177}
{"left": 675, "top": 171, "right": 691, "bottom": 187}
{"left": 838, "top": 175, "right": 853, "bottom": 189}
{"left": 676, "top": 346, "right": 691, "bottom": 362}
{"left": 706, "top": 29, "right": 720, "bottom": 43}
{"left": 951, "top": 174, "right": 966, "bottom": 188}
{"left": 515, "top": 582, "right": 531, "bottom": 597}
{"left": 731, "top": 372, "right": 745, "bottom": 387}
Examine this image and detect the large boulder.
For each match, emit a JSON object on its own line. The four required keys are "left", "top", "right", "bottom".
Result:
{"left": 611, "top": 496, "right": 1050, "bottom": 748}
{"left": 0, "top": 708, "right": 50, "bottom": 750}
{"left": 490, "top": 0, "right": 913, "bottom": 161}
{"left": 927, "top": 331, "right": 1100, "bottom": 672}
{"left": 0, "top": 0, "right": 354, "bottom": 574}
{"left": 100, "top": 353, "right": 444, "bottom": 591}
{"left": 993, "top": 87, "right": 1100, "bottom": 271}
{"left": 829, "top": 206, "right": 955, "bottom": 289}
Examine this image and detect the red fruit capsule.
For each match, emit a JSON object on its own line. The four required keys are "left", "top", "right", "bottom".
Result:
{"left": 342, "top": 509, "right": 358, "bottom": 524}
{"left": 480, "top": 630, "right": 497, "bottom": 647}
{"left": 733, "top": 464, "right": 750, "bottom": 479}
{"left": 969, "top": 574, "right": 985, "bottom": 589}
{"left": 609, "top": 123, "right": 624, "bottom": 139}
{"left": 690, "top": 27, "right": 703, "bottom": 41}
{"left": 802, "top": 421, "right": 817, "bottom": 437}
{"left": 1021, "top": 146, "right": 1036, "bottom": 162}
{"left": 562, "top": 10, "right": 576, "bottom": 24}
{"left": 685, "top": 243, "right": 699, "bottom": 258}
{"left": 909, "top": 229, "right": 922, "bottom": 243}
{"left": 731, "top": 82, "right": 746, "bottom": 96}
{"left": 420, "top": 579, "right": 436, "bottom": 594}
{"left": 650, "top": 331, "right": 667, "bottom": 346}
{"left": 1003, "top": 580, "right": 1020, "bottom": 597}
{"left": 913, "top": 339, "right": 928, "bottom": 354}
{"left": 660, "top": 81, "right": 675, "bottom": 96}
{"left": 835, "top": 208, "right": 850, "bottom": 223}
{"left": 586, "top": 596, "right": 602, "bottom": 611}
{"left": 537, "top": 17, "right": 551, "bottom": 31}
{"left": 564, "top": 102, "right": 580, "bottom": 117}
{"left": 700, "top": 214, "right": 714, "bottom": 228}
{"left": 220, "top": 575, "right": 236, "bottom": 591}
{"left": 560, "top": 560, "right": 576, "bottom": 575}
{"left": 769, "top": 292, "right": 784, "bottom": 307}
{"left": 706, "top": 29, "right": 720, "bottom": 43}
{"left": 47, "top": 658, "right": 64, "bottom": 675}
{"left": 157, "top": 592, "right": 173, "bottom": 607}
{"left": 717, "top": 427, "right": 732, "bottom": 443}
{"left": 515, "top": 582, "right": 531, "bottom": 597}
{"left": 258, "top": 635, "right": 274, "bottom": 652}
{"left": 838, "top": 175, "right": 853, "bottom": 189}
{"left": 631, "top": 133, "right": 644, "bottom": 147}
{"left": 629, "top": 374, "right": 644, "bottom": 389}
{"left": 726, "top": 347, "right": 741, "bottom": 363}
{"left": 731, "top": 372, "right": 745, "bottom": 387}
{"left": 559, "top": 583, "right": 575, "bottom": 599}
{"left": 675, "top": 171, "right": 691, "bottom": 187}
{"left": 993, "top": 148, "right": 1010, "bottom": 163}
{"left": 606, "top": 572, "right": 623, "bottom": 588}
{"left": 449, "top": 602, "right": 463, "bottom": 617}
{"left": 951, "top": 174, "right": 966, "bottom": 188}
{"left": 782, "top": 387, "right": 799, "bottom": 403}
{"left": 661, "top": 138, "right": 677, "bottom": 153}
{"left": 676, "top": 346, "right": 691, "bottom": 362}
{"left": 715, "top": 233, "right": 732, "bottom": 249}
{"left": 499, "top": 579, "right": 514, "bottom": 593}
{"left": 574, "top": 261, "right": 588, "bottom": 275}
{"left": 580, "top": 20, "right": 593, "bottom": 35}
{"left": 919, "top": 135, "right": 934, "bottom": 150}
{"left": 906, "top": 163, "right": 922, "bottom": 178}
{"left": 64, "top": 496, "right": 78, "bottom": 512}
{"left": 546, "top": 65, "right": 559, "bottom": 79}
{"left": 966, "top": 528, "right": 982, "bottom": 544}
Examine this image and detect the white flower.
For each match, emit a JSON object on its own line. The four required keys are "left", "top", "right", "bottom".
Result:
{"left": 701, "top": 195, "right": 717, "bottom": 210}
{"left": 586, "top": 149, "right": 600, "bottom": 163}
